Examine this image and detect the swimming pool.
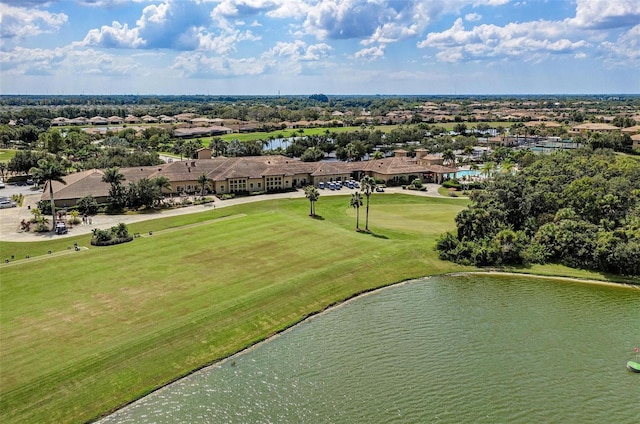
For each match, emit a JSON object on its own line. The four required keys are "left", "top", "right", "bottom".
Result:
{"left": 456, "top": 169, "right": 481, "bottom": 178}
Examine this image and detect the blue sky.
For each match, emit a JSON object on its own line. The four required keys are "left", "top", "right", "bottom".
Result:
{"left": 1, "top": 0, "right": 638, "bottom": 95}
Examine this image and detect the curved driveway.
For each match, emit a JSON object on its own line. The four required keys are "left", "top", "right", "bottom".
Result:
{"left": 0, "top": 183, "right": 451, "bottom": 242}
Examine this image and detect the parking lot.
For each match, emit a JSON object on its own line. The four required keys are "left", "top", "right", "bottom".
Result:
{"left": 0, "top": 182, "right": 41, "bottom": 198}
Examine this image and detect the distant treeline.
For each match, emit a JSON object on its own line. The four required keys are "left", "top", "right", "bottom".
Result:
{"left": 2, "top": 94, "right": 639, "bottom": 107}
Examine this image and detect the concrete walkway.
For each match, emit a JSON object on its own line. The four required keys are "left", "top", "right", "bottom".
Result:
{"left": 0, "top": 183, "right": 452, "bottom": 242}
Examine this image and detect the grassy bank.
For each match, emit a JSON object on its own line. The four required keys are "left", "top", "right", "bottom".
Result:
{"left": 0, "top": 194, "right": 624, "bottom": 423}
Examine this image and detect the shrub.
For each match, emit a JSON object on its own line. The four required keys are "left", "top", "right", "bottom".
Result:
{"left": 442, "top": 179, "right": 462, "bottom": 189}
{"left": 90, "top": 223, "right": 133, "bottom": 246}
{"left": 11, "top": 193, "right": 24, "bottom": 206}
{"left": 77, "top": 195, "right": 99, "bottom": 215}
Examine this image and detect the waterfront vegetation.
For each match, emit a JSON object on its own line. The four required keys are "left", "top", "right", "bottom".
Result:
{"left": 437, "top": 149, "right": 640, "bottom": 276}
{"left": 0, "top": 194, "right": 629, "bottom": 424}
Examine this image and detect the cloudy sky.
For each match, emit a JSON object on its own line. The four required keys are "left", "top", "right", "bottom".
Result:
{"left": 1, "top": 0, "right": 638, "bottom": 95}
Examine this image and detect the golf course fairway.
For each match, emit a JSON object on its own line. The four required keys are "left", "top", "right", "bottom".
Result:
{"left": 0, "top": 194, "right": 619, "bottom": 423}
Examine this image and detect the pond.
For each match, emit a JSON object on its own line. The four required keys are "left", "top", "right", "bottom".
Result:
{"left": 100, "top": 274, "right": 640, "bottom": 423}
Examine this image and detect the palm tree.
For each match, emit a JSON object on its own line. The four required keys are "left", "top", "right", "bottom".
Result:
{"left": 350, "top": 192, "right": 363, "bottom": 230}
{"left": 360, "top": 175, "right": 376, "bottom": 232}
{"left": 442, "top": 149, "right": 456, "bottom": 167}
{"left": 29, "top": 158, "right": 66, "bottom": 231}
{"left": 304, "top": 185, "right": 320, "bottom": 216}
{"left": 371, "top": 150, "right": 384, "bottom": 160}
{"left": 480, "top": 161, "right": 496, "bottom": 179}
{"left": 102, "top": 167, "right": 126, "bottom": 210}
{"left": 500, "top": 159, "right": 515, "bottom": 175}
{"left": 102, "top": 166, "right": 125, "bottom": 186}
{"left": 197, "top": 173, "right": 209, "bottom": 197}
{"left": 152, "top": 176, "right": 172, "bottom": 206}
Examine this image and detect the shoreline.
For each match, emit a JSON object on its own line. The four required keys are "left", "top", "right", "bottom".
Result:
{"left": 94, "top": 269, "right": 638, "bottom": 422}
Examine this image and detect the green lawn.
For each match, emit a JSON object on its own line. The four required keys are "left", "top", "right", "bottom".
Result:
{"left": 0, "top": 194, "right": 624, "bottom": 424}
{"left": 0, "top": 149, "right": 16, "bottom": 164}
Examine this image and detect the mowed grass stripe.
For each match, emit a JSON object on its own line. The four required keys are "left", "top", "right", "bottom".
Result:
{"left": 0, "top": 194, "right": 613, "bottom": 423}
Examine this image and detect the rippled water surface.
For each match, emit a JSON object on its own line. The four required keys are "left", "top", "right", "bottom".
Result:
{"left": 101, "top": 275, "right": 640, "bottom": 423}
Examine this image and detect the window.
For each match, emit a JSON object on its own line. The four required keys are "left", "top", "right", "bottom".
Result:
{"left": 229, "top": 178, "right": 247, "bottom": 192}
{"left": 266, "top": 176, "right": 282, "bottom": 190}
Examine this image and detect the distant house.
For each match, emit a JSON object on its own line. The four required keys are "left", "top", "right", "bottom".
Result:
{"left": 107, "top": 116, "right": 124, "bottom": 125}
{"left": 51, "top": 117, "right": 69, "bottom": 126}
{"left": 141, "top": 115, "right": 158, "bottom": 123}
{"left": 571, "top": 123, "right": 619, "bottom": 134}
{"left": 89, "top": 116, "right": 108, "bottom": 125}
{"left": 124, "top": 115, "right": 141, "bottom": 124}
{"left": 68, "top": 117, "right": 88, "bottom": 125}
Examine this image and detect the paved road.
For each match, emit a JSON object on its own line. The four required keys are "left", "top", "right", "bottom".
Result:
{"left": 0, "top": 183, "right": 452, "bottom": 242}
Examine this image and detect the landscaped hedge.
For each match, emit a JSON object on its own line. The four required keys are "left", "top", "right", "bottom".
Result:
{"left": 90, "top": 223, "right": 133, "bottom": 246}
{"left": 91, "top": 235, "right": 133, "bottom": 246}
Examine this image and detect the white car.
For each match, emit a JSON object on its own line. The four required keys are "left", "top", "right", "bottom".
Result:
{"left": 0, "top": 180, "right": 5, "bottom": 188}
{"left": 0, "top": 200, "right": 17, "bottom": 208}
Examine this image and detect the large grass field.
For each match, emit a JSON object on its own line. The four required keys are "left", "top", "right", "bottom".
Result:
{"left": 0, "top": 194, "right": 626, "bottom": 424}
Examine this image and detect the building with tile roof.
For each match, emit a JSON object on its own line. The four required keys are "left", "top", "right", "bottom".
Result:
{"left": 42, "top": 152, "right": 456, "bottom": 207}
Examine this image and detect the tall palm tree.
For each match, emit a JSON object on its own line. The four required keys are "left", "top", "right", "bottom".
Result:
{"left": 360, "top": 175, "right": 376, "bottom": 232}
{"left": 304, "top": 185, "right": 320, "bottom": 217}
{"left": 29, "top": 158, "right": 66, "bottom": 231}
{"left": 350, "top": 192, "right": 363, "bottom": 230}
{"left": 197, "top": 173, "right": 209, "bottom": 197}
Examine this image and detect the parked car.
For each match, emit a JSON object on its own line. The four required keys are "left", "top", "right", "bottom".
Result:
{"left": 0, "top": 180, "right": 5, "bottom": 188}
{"left": 26, "top": 179, "right": 35, "bottom": 185}
{"left": 318, "top": 182, "right": 325, "bottom": 189}
{"left": 0, "top": 200, "right": 17, "bottom": 208}
{"left": 375, "top": 186, "right": 385, "bottom": 192}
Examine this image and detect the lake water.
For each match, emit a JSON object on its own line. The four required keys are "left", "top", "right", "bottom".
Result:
{"left": 100, "top": 274, "right": 640, "bottom": 423}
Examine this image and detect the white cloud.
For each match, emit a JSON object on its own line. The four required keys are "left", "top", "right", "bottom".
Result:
{"left": 265, "top": 40, "right": 332, "bottom": 61}
{"left": 418, "top": 17, "right": 591, "bottom": 62}
{"left": 465, "top": 13, "right": 481, "bottom": 22}
{"left": 599, "top": 24, "right": 640, "bottom": 61}
{"left": 172, "top": 51, "right": 268, "bottom": 77}
{"left": 197, "top": 29, "right": 261, "bottom": 54}
{"left": 82, "top": 0, "right": 211, "bottom": 50}
{"left": 353, "top": 45, "right": 385, "bottom": 61}
{"left": 137, "top": 1, "right": 171, "bottom": 27}
{"left": 0, "top": 3, "right": 68, "bottom": 40}
{"left": 569, "top": 0, "right": 640, "bottom": 29}
{"left": 83, "top": 21, "right": 145, "bottom": 48}
{"left": 0, "top": 45, "right": 138, "bottom": 77}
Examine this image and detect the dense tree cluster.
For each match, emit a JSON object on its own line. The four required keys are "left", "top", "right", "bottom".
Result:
{"left": 437, "top": 149, "right": 640, "bottom": 276}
